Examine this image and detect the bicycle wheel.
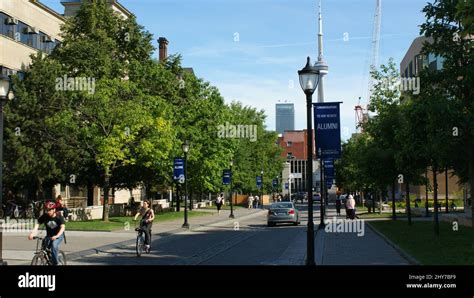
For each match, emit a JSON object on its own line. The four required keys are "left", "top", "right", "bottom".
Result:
{"left": 31, "top": 253, "right": 48, "bottom": 266}
{"left": 136, "top": 233, "right": 144, "bottom": 257}
{"left": 57, "top": 251, "right": 67, "bottom": 265}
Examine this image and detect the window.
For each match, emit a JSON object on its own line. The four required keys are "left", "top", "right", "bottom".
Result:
{"left": 287, "top": 141, "right": 292, "bottom": 147}
{"left": 287, "top": 152, "right": 293, "bottom": 159}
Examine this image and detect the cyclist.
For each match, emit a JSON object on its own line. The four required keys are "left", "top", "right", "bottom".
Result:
{"left": 134, "top": 200, "right": 154, "bottom": 253}
{"left": 28, "top": 201, "right": 66, "bottom": 265}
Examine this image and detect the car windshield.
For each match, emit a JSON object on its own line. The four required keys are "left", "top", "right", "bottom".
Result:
{"left": 272, "top": 203, "right": 292, "bottom": 209}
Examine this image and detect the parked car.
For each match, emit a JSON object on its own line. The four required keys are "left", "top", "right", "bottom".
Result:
{"left": 267, "top": 202, "right": 300, "bottom": 227}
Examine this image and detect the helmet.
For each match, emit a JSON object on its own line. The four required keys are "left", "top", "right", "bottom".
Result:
{"left": 44, "top": 201, "right": 56, "bottom": 210}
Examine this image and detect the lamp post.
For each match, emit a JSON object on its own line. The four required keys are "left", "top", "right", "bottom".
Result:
{"left": 298, "top": 57, "right": 321, "bottom": 266}
{"left": 182, "top": 140, "right": 190, "bottom": 229}
{"left": 0, "top": 74, "right": 13, "bottom": 266}
{"left": 229, "top": 160, "right": 235, "bottom": 219}
{"left": 260, "top": 170, "right": 264, "bottom": 209}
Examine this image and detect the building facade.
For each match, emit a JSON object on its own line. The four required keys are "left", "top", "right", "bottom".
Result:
{"left": 277, "top": 130, "right": 319, "bottom": 194}
{"left": 1, "top": 0, "right": 140, "bottom": 209}
{"left": 398, "top": 36, "right": 466, "bottom": 204}
{"left": 275, "top": 103, "right": 295, "bottom": 134}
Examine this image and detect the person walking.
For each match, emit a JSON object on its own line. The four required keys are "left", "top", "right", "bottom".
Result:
{"left": 216, "top": 194, "right": 224, "bottom": 214}
{"left": 247, "top": 194, "right": 254, "bottom": 209}
{"left": 346, "top": 194, "right": 356, "bottom": 220}
{"left": 336, "top": 193, "right": 344, "bottom": 216}
{"left": 254, "top": 195, "right": 259, "bottom": 208}
{"left": 54, "top": 195, "right": 69, "bottom": 221}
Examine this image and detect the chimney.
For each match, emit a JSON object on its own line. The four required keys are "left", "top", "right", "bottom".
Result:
{"left": 158, "top": 37, "right": 169, "bottom": 62}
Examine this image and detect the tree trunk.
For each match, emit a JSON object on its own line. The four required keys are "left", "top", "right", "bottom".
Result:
{"left": 433, "top": 164, "right": 439, "bottom": 236}
{"left": 392, "top": 182, "right": 396, "bottom": 220}
{"left": 445, "top": 167, "right": 449, "bottom": 214}
{"left": 87, "top": 181, "right": 94, "bottom": 207}
{"left": 102, "top": 171, "right": 110, "bottom": 222}
{"left": 378, "top": 189, "right": 382, "bottom": 214}
{"left": 469, "top": 150, "right": 474, "bottom": 248}
{"left": 406, "top": 181, "right": 412, "bottom": 226}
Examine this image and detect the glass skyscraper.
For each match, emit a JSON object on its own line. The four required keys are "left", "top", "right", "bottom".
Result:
{"left": 276, "top": 103, "right": 295, "bottom": 134}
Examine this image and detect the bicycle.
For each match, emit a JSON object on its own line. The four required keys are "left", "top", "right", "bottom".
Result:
{"left": 135, "top": 221, "right": 151, "bottom": 257}
{"left": 31, "top": 236, "right": 67, "bottom": 266}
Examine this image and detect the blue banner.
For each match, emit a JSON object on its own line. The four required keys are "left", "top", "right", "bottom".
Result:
{"left": 256, "top": 176, "right": 262, "bottom": 189}
{"left": 223, "top": 169, "right": 231, "bottom": 185}
{"left": 324, "top": 159, "right": 335, "bottom": 180}
{"left": 314, "top": 102, "right": 342, "bottom": 159}
{"left": 173, "top": 158, "right": 185, "bottom": 183}
{"left": 272, "top": 179, "right": 278, "bottom": 188}
{"left": 285, "top": 183, "right": 289, "bottom": 190}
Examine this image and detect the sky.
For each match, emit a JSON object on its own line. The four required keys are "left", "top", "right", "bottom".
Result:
{"left": 41, "top": 0, "right": 431, "bottom": 140}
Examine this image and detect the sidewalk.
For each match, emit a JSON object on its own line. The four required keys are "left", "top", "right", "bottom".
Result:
{"left": 320, "top": 206, "right": 410, "bottom": 265}
{"left": 2, "top": 207, "right": 266, "bottom": 265}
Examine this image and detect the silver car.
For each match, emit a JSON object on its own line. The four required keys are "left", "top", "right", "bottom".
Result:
{"left": 267, "top": 202, "right": 300, "bottom": 227}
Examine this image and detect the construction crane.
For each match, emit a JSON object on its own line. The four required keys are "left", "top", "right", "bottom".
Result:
{"left": 355, "top": 0, "right": 381, "bottom": 132}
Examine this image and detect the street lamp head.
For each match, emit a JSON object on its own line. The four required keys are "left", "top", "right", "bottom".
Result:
{"left": 298, "top": 57, "right": 320, "bottom": 95}
{"left": 230, "top": 160, "right": 234, "bottom": 167}
{"left": 182, "top": 139, "right": 190, "bottom": 153}
{"left": 0, "top": 74, "right": 14, "bottom": 102}
{"left": 261, "top": 170, "right": 264, "bottom": 175}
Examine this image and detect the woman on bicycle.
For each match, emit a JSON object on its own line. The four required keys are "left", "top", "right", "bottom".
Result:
{"left": 134, "top": 200, "right": 154, "bottom": 253}
{"left": 28, "top": 201, "right": 66, "bottom": 265}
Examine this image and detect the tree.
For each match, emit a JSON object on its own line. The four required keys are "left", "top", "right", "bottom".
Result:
{"left": 420, "top": 0, "right": 473, "bottom": 238}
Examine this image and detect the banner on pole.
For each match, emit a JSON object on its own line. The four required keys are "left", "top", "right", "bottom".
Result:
{"left": 173, "top": 158, "right": 185, "bottom": 184}
{"left": 313, "top": 102, "right": 342, "bottom": 159}
{"left": 223, "top": 169, "right": 231, "bottom": 185}
{"left": 256, "top": 176, "right": 262, "bottom": 189}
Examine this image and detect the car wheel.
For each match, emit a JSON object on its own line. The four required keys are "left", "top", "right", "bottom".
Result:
{"left": 267, "top": 222, "right": 274, "bottom": 227}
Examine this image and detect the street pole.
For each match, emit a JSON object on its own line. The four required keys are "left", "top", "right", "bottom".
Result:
{"left": 319, "top": 158, "right": 325, "bottom": 229}
{"left": 0, "top": 101, "right": 6, "bottom": 265}
{"left": 229, "top": 162, "right": 235, "bottom": 219}
{"left": 306, "top": 92, "right": 315, "bottom": 266}
{"left": 261, "top": 170, "right": 264, "bottom": 209}
{"left": 425, "top": 169, "right": 429, "bottom": 217}
{"left": 182, "top": 151, "right": 189, "bottom": 229}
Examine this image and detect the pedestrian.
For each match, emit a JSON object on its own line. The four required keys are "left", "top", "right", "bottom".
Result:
{"left": 254, "top": 195, "right": 259, "bottom": 208}
{"left": 336, "top": 193, "right": 344, "bottom": 216}
{"left": 346, "top": 194, "right": 356, "bottom": 220}
{"left": 247, "top": 194, "right": 254, "bottom": 209}
{"left": 216, "top": 194, "right": 224, "bottom": 214}
{"left": 55, "top": 195, "right": 69, "bottom": 221}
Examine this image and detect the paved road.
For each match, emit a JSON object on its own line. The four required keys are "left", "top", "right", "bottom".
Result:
{"left": 3, "top": 205, "right": 312, "bottom": 265}
{"left": 68, "top": 204, "right": 311, "bottom": 265}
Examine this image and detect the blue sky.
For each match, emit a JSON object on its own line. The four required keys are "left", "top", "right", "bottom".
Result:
{"left": 42, "top": 0, "right": 430, "bottom": 140}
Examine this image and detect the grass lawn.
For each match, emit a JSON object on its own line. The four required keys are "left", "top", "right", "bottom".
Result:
{"left": 370, "top": 221, "right": 474, "bottom": 265}
{"left": 357, "top": 211, "right": 422, "bottom": 219}
{"left": 65, "top": 211, "right": 210, "bottom": 232}
{"left": 198, "top": 205, "right": 245, "bottom": 210}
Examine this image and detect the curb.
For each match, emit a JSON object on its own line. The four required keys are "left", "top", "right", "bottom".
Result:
{"left": 66, "top": 209, "right": 267, "bottom": 261}
{"left": 367, "top": 222, "right": 421, "bottom": 265}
